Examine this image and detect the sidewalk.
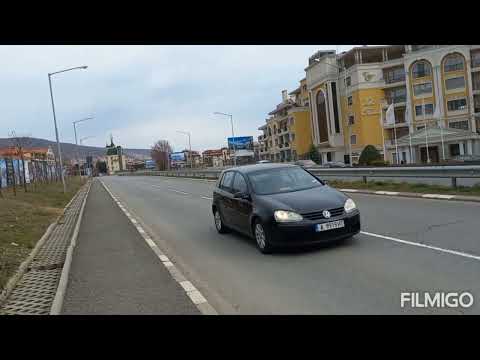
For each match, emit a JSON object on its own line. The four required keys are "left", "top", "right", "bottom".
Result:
{"left": 62, "top": 180, "right": 200, "bottom": 315}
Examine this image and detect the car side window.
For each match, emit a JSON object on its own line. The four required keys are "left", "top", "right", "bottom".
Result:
{"left": 220, "top": 171, "right": 235, "bottom": 192}
{"left": 232, "top": 172, "right": 248, "bottom": 194}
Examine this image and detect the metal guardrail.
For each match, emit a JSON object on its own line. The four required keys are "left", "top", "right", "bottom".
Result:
{"left": 117, "top": 165, "right": 480, "bottom": 188}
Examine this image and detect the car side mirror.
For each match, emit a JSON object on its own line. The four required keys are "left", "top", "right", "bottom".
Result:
{"left": 234, "top": 192, "right": 251, "bottom": 200}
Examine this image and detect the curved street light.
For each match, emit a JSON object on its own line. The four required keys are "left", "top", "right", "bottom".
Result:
{"left": 214, "top": 112, "right": 236, "bottom": 166}
{"left": 48, "top": 65, "right": 88, "bottom": 192}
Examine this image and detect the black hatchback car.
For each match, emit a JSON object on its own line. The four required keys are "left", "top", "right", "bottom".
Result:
{"left": 212, "top": 164, "right": 360, "bottom": 254}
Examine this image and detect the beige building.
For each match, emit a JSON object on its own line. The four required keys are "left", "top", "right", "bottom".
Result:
{"left": 106, "top": 137, "right": 126, "bottom": 175}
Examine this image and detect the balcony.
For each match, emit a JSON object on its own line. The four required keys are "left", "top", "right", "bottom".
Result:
{"left": 386, "top": 96, "right": 407, "bottom": 106}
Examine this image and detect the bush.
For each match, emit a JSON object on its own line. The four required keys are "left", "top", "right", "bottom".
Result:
{"left": 308, "top": 144, "right": 320, "bottom": 164}
{"left": 359, "top": 145, "right": 382, "bottom": 166}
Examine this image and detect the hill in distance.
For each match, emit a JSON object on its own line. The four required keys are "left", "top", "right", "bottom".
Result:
{"left": 0, "top": 137, "right": 151, "bottom": 161}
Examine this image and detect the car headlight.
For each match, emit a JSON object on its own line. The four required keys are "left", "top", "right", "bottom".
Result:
{"left": 274, "top": 210, "right": 303, "bottom": 222}
{"left": 344, "top": 198, "right": 357, "bottom": 213}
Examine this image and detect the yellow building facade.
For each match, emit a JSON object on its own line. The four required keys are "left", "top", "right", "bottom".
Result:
{"left": 258, "top": 79, "right": 312, "bottom": 162}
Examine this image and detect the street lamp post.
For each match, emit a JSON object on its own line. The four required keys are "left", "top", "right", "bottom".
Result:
{"left": 73, "top": 116, "right": 94, "bottom": 176}
{"left": 48, "top": 66, "right": 88, "bottom": 193}
{"left": 214, "top": 112, "right": 236, "bottom": 166}
{"left": 177, "top": 131, "right": 192, "bottom": 168}
{"left": 79, "top": 136, "right": 95, "bottom": 176}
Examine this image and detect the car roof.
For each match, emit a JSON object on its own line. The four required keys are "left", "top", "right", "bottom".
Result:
{"left": 222, "top": 163, "right": 297, "bottom": 175}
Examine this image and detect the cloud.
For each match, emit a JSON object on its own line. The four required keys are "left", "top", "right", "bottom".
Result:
{"left": 0, "top": 45, "right": 356, "bottom": 151}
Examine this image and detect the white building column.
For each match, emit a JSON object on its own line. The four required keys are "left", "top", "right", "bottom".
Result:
{"left": 467, "top": 139, "right": 473, "bottom": 155}
{"left": 459, "top": 141, "right": 465, "bottom": 155}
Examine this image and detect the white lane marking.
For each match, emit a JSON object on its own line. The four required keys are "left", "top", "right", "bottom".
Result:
{"left": 375, "top": 191, "right": 399, "bottom": 196}
{"left": 167, "top": 188, "right": 189, "bottom": 195}
{"left": 131, "top": 218, "right": 138, "bottom": 224}
{"left": 340, "top": 189, "right": 359, "bottom": 192}
{"left": 187, "top": 290, "right": 207, "bottom": 305}
{"left": 179, "top": 280, "right": 196, "bottom": 292}
{"left": 159, "top": 255, "right": 169, "bottom": 262}
{"left": 144, "top": 237, "right": 157, "bottom": 248}
{"left": 99, "top": 179, "right": 218, "bottom": 315}
{"left": 422, "top": 194, "right": 455, "bottom": 200}
{"left": 360, "top": 231, "right": 480, "bottom": 262}
{"left": 201, "top": 196, "right": 213, "bottom": 200}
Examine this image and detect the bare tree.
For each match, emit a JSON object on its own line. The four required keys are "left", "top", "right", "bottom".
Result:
{"left": 151, "top": 140, "right": 172, "bottom": 171}
{"left": 9, "top": 132, "right": 32, "bottom": 193}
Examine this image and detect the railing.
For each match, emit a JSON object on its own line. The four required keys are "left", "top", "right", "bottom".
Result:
{"left": 117, "top": 165, "right": 480, "bottom": 188}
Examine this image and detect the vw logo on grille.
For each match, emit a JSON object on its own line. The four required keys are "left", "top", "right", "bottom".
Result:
{"left": 322, "top": 210, "right": 331, "bottom": 219}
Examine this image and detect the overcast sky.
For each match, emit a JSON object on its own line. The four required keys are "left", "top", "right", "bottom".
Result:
{"left": 0, "top": 45, "right": 356, "bottom": 152}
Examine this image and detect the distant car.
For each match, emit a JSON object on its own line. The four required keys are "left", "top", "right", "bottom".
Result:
{"left": 320, "top": 161, "right": 348, "bottom": 168}
{"left": 211, "top": 164, "right": 360, "bottom": 254}
{"left": 257, "top": 160, "right": 272, "bottom": 164}
{"left": 294, "top": 159, "right": 317, "bottom": 168}
{"left": 451, "top": 155, "right": 480, "bottom": 163}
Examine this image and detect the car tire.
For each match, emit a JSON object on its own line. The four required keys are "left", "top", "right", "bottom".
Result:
{"left": 253, "top": 219, "right": 273, "bottom": 254}
{"left": 214, "top": 208, "right": 230, "bottom": 234}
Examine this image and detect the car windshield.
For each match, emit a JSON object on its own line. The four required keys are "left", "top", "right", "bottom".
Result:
{"left": 248, "top": 167, "right": 323, "bottom": 195}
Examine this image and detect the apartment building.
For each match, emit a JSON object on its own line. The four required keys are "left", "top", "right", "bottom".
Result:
{"left": 258, "top": 78, "right": 313, "bottom": 162}
{"left": 305, "top": 45, "right": 480, "bottom": 164}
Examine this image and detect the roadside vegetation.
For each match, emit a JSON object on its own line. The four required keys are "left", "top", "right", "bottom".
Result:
{"left": 0, "top": 177, "right": 85, "bottom": 291}
{"left": 328, "top": 179, "right": 480, "bottom": 196}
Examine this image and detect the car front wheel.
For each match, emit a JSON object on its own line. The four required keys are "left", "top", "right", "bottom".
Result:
{"left": 214, "top": 209, "right": 230, "bottom": 234}
{"left": 254, "top": 219, "right": 273, "bottom": 254}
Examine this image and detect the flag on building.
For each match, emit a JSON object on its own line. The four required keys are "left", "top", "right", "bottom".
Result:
{"left": 385, "top": 103, "right": 395, "bottom": 126}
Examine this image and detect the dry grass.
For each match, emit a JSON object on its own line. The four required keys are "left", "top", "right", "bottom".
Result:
{"left": 0, "top": 177, "right": 85, "bottom": 290}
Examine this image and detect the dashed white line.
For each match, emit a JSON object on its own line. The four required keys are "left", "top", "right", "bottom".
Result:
{"left": 201, "top": 196, "right": 213, "bottom": 200}
{"left": 360, "top": 231, "right": 480, "bottom": 262}
{"left": 340, "top": 189, "right": 359, "bottom": 193}
{"left": 167, "top": 188, "right": 189, "bottom": 195}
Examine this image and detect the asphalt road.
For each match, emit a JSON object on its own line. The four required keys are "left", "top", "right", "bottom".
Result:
{"left": 101, "top": 175, "right": 480, "bottom": 314}
{"left": 62, "top": 180, "right": 200, "bottom": 315}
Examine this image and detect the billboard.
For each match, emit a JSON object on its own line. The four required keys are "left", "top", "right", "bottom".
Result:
{"left": 0, "top": 159, "right": 6, "bottom": 188}
{"left": 170, "top": 152, "right": 186, "bottom": 162}
{"left": 145, "top": 159, "right": 156, "bottom": 169}
{"left": 227, "top": 136, "right": 254, "bottom": 151}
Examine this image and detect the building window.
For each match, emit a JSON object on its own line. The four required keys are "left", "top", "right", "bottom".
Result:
{"left": 411, "top": 61, "right": 432, "bottom": 78}
{"left": 415, "top": 103, "right": 434, "bottom": 116}
{"left": 447, "top": 98, "right": 467, "bottom": 112}
{"left": 450, "top": 144, "right": 461, "bottom": 157}
{"left": 472, "top": 72, "right": 480, "bottom": 91}
{"left": 445, "top": 76, "right": 465, "bottom": 91}
{"left": 472, "top": 51, "right": 480, "bottom": 68}
{"left": 326, "top": 152, "right": 332, "bottom": 162}
{"left": 350, "top": 134, "right": 357, "bottom": 145}
{"left": 331, "top": 82, "right": 341, "bottom": 133}
{"left": 387, "top": 87, "right": 407, "bottom": 103}
{"left": 449, "top": 120, "right": 469, "bottom": 130}
{"left": 348, "top": 114, "right": 355, "bottom": 125}
{"left": 443, "top": 53, "right": 464, "bottom": 72}
{"left": 474, "top": 95, "right": 480, "bottom": 113}
{"left": 385, "top": 67, "right": 406, "bottom": 84}
{"left": 413, "top": 82, "right": 433, "bottom": 96}
{"left": 347, "top": 96, "right": 353, "bottom": 106}
{"left": 345, "top": 76, "right": 351, "bottom": 87}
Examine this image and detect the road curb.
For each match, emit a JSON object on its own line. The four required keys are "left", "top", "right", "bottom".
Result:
{"left": 100, "top": 179, "right": 218, "bottom": 315}
{"left": 50, "top": 180, "right": 92, "bottom": 315}
{"left": 0, "top": 182, "right": 87, "bottom": 308}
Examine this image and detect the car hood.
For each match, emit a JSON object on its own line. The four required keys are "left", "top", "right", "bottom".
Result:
{"left": 256, "top": 185, "right": 348, "bottom": 214}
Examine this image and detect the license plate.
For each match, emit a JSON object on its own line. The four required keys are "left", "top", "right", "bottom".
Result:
{"left": 315, "top": 220, "right": 345, "bottom": 232}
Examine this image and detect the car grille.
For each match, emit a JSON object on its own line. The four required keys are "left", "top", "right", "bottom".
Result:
{"left": 301, "top": 207, "right": 345, "bottom": 221}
